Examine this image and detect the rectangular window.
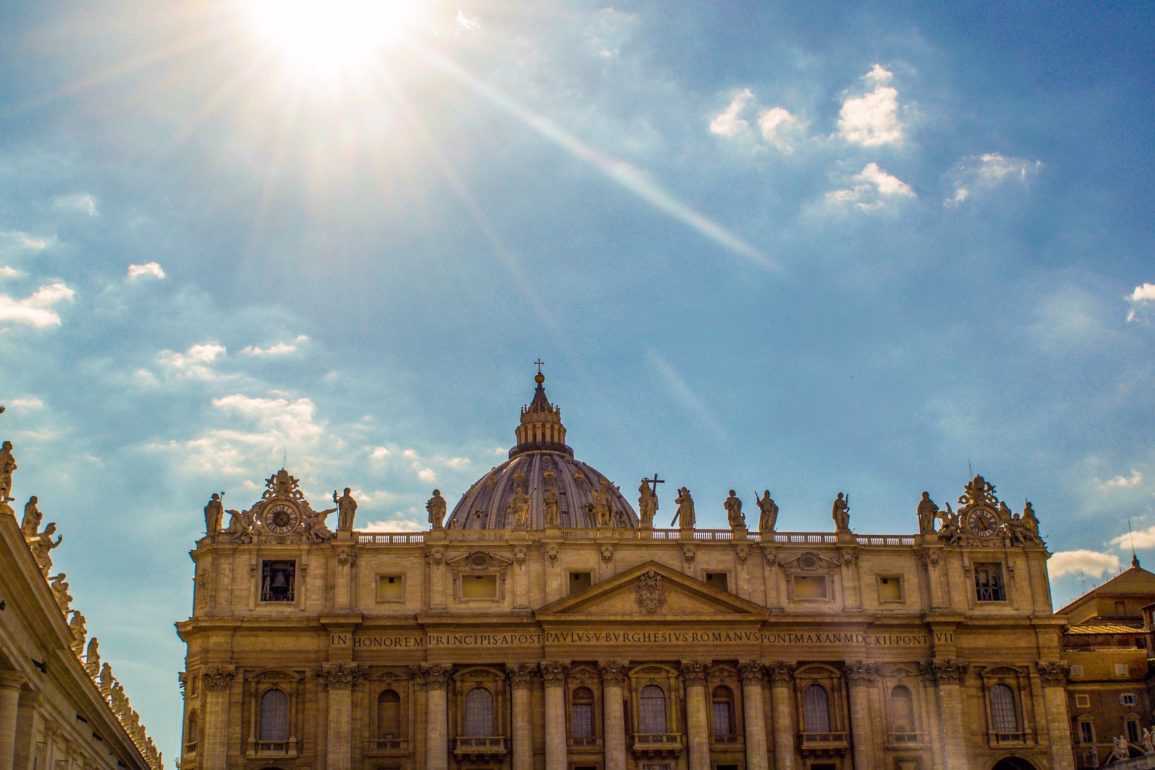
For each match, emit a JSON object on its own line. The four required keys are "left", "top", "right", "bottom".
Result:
{"left": 1079, "top": 721, "right": 1094, "bottom": 744}
{"left": 974, "top": 563, "right": 1005, "bottom": 602}
{"left": 1074, "top": 694, "right": 1090, "bottom": 708}
{"left": 260, "top": 560, "right": 295, "bottom": 602}
{"left": 1115, "top": 663, "right": 1129, "bottom": 678}
{"left": 1121, "top": 693, "right": 1138, "bottom": 706}
{"left": 1127, "top": 719, "right": 1141, "bottom": 743}
{"left": 571, "top": 703, "right": 594, "bottom": 739}
{"left": 711, "top": 700, "right": 733, "bottom": 736}
{"left": 569, "top": 572, "right": 592, "bottom": 595}
{"left": 793, "top": 575, "right": 828, "bottom": 600}
{"left": 376, "top": 575, "right": 404, "bottom": 602}
{"left": 705, "top": 572, "right": 729, "bottom": 592}
{"left": 877, "top": 575, "right": 904, "bottom": 602}
{"left": 461, "top": 574, "right": 498, "bottom": 599}
{"left": 1069, "top": 664, "right": 1084, "bottom": 677}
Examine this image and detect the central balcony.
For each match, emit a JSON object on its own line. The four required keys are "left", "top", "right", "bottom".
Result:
{"left": 631, "top": 732, "right": 684, "bottom": 758}
{"left": 455, "top": 735, "right": 507, "bottom": 760}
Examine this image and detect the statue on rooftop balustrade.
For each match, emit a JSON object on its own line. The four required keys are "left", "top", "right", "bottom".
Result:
{"left": 85, "top": 637, "right": 101, "bottom": 678}
{"left": 334, "top": 487, "right": 358, "bottom": 531}
{"left": 756, "top": 490, "right": 778, "bottom": 535}
{"left": 425, "top": 489, "right": 445, "bottom": 530}
{"left": 21, "top": 495, "right": 42, "bottom": 538}
{"left": 28, "top": 521, "right": 62, "bottom": 575}
{"left": 672, "top": 487, "right": 695, "bottom": 530}
{"left": 543, "top": 485, "right": 560, "bottom": 527}
{"left": 638, "top": 478, "right": 658, "bottom": 528}
{"left": 724, "top": 489, "right": 745, "bottom": 529}
{"left": 49, "top": 572, "right": 71, "bottom": 613}
{"left": 0, "top": 440, "right": 16, "bottom": 512}
{"left": 68, "top": 610, "right": 86, "bottom": 655}
{"left": 832, "top": 492, "right": 850, "bottom": 533}
{"left": 203, "top": 492, "right": 223, "bottom": 535}
{"left": 917, "top": 492, "right": 938, "bottom": 535}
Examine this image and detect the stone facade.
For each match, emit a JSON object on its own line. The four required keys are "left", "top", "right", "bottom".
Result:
{"left": 176, "top": 375, "right": 1074, "bottom": 770}
{"left": 0, "top": 434, "right": 160, "bottom": 770}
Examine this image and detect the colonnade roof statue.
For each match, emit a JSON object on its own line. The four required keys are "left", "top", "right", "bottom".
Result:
{"left": 446, "top": 368, "right": 639, "bottom": 531}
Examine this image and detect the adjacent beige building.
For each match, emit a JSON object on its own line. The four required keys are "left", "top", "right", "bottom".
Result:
{"left": 176, "top": 372, "right": 1074, "bottom": 770}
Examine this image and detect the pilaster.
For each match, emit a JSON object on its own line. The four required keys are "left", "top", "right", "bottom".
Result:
{"left": 541, "top": 661, "right": 569, "bottom": 770}
{"left": 844, "top": 661, "right": 878, "bottom": 770}
{"left": 681, "top": 660, "right": 710, "bottom": 770}
{"left": 767, "top": 662, "right": 795, "bottom": 770}
{"left": 600, "top": 660, "right": 628, "bottom": 770}
{"left": 738, "top": 660, "right": 769, "bottom": 770}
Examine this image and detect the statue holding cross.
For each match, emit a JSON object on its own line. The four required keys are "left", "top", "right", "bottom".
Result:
{"left": 638, "top": 474, "right": 663, "bottom": 528}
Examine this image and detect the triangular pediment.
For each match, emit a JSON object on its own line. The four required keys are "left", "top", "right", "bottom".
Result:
{"left": 535, "top": 561, "right": 768, "bottom": 620}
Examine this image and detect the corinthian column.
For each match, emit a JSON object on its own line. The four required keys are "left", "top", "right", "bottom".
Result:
{"left": 682, "top": 660, "right": 710, "bottom": 770}
{"left": 199, "top": 665, "right": 236, "bottom": 770}
{"left": 1037, "top": 662, "right": 1075, "bottom": 770}
{"left": 319, "top": 663, "right": 363, "bottom": 770}
{"left": 0, "top": 672, "right": 24, "bottom": 770}
{"left": 424, "top": 664, "right": 452, "bottom": 770}
{"left": 767, "top": 662, "right": 796, "bottom": 770}
{"left": 738, "top": 660, "right": 769, "bottom": 770}
{"left": 541, "top": 661, "right": 569, "bottom": 770}
{"left": 919, "top": 660, "right": 969, "bottom": 770}
{"left": 509, "top": 664, "right": 537, "bottom": 770}
{"left": 600, "top": 660, "right": 628, "bottom": 770}
{"left": 844, "top": 662, "right": 878, "bottom": 770}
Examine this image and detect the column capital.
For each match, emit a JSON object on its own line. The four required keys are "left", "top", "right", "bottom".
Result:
{"left": 316, "top": 662, "right": 365, "bottom": 689}
{"left": 843, "top": 660, "right": 879, "bottom": 685}
{"left": 918, "top": 659, "right": 968, "bottom": 684}
{"left": 766, "top": 661, "right": 795, "bottom": 686}
{"left": 540, "top": 660, "right": 569, "bottom": 685}
{"left": 418, "top": 663, "right": 452, "bottom": 690}
{"left": 1036, "top": 660, "right": 1069, "bottom": 686}
{"left": 507, "top": 663, "right": 538, "bottom": 689}
{"left": 0, "top": 671, "right": 25, "bottom": 690}
{"left": 599, "top": 660, "right": 629, "bottom": 686}
{"left": 738, "top": 659, "right": 766, "bottom": 685}
{"left": 680, "top": 659, "right": 709, "bottom": 687}
{"left": 201, "top": 665, "right": 235, "bottom": 691}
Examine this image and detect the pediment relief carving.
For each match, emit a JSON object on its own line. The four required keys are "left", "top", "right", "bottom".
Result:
{"left": 250, "top": 668, "right": 304, "bottom": 684}
{"left": 778, "top": 551, "right": 841, "bottom": 574}
{"left": 446, "top": 551, "right": 512, "bottom": 573}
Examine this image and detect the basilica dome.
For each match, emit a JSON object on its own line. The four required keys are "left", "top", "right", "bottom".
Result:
{"left": 447, "top": 371, "right": 638, "bottom": 530}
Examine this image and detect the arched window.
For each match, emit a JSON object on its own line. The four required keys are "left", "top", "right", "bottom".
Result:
{"left": 464, "top": 687, "right": 495, "bottom": 737}
{"left": 711, "top": 686, "right": 735, "bottom": 738}
{"left": 639, "top": 685, "right": 667, "bottom": 734}
{"left": 377, "top": 690, "right": 401, "bottom": 739}
{"left": 802, "top": 684, "right": 831, "bottom": 733}
{"left": 889, "top": 685, "right": 915, "bottom": 733}
{"left": 259, "top": 689, "right": 289, "bottom": 742}
{"left": 571, "top": 687, "right": 595, "bottom": 740}
{"left": 989, "top": 684, "right": 1019, "bottom": 734}
{"left": 185, "top": 709, "right": 198, "bottom": 747}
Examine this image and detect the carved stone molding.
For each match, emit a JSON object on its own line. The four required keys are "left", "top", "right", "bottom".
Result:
{"left": 735, "top": 544, "right": 749, "bottom": 564}
{"left": 767, "top": 661, "right": 795, "bottom": 686}
{"left": 513, "top": 546, "right": 528, "bottom": 565}
{"left": 316, "top": 662, "right": 365, "bottom": 689}
{"left": 918, "top": 659, "right": 969, "bottom": 684}
{"left": 636, "top": 570, "right": 667, "bottom": 614}
{"left": 540, "top": 660, "right": 569, "bottom": 685}
{"left": 426, "top": 547, "right": 445, "bottom": 566}
{"left": 839, "top": 548, "right": 858, "bottom": 567}
{"left": 422, "top": 663, "right": 452, "bottom": 689}
{"left": 1036, "top": 660, "right": 1070, "bottom": 686}
{"left": 599, "top": 660, "right": 629, "bottom": 687}
{"left": 738, "top": 659, "right": 766, "bottom": 685}
{"left": 682, "top": 545, "right": 696, "bottom": 564}
{"left": 336, "top": 546, "right": 357, "bottom": 567}
{"left": 543, "top": 543, "right": 559, "bottom": 565}
{"left": 680, "top": 660, "right": 709, "bottom": 687}
{"left": 844, "top": 660, "right": 879, "bottom": 685}
{"left": 201, "top": 665, "right": 236, "bottom": 691}
{"left": 507, "top": 663, "right": 538, "bottom": 689}
{"left": 915, "top": 548, "right": 940, "bottom": 567}
{"left": 600, "top": 544, "right": 614, "bottom": 563}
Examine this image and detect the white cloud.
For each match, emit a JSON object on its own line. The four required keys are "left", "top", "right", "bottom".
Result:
{"left": 212, "top": 394, "right": 321, "bottom": 442}
{"left": 127, "top": 262, "right": 166, "bottom": 280}
{"left": 362, "top": 517, "right": 425, "bottom": 533}
{"left": 369, "top": 446, "right": 391, "bottom": 462}
{"left": 454, "top": 10, "right": 481, "bottom": 36}
{"left": 945, "top": 153, "right": 1043, "bottom": 208}
{"left": 825, "top": 163, "right": 915, "bottom": 211}
{"left": 6, "top": 397, "right": 44, "bottom": 410}
{"left": 837, "top": 64, "right": 904, "bottom": 147}
{"left": 1097, "top": 470, "right": 1143, "bottom": 490}
{"left": 1126, "top": 283, "right": 1155, "bottom": 322}
{"left": 157, "top": 342, "right": 227, "bottom": 379}
{"left": 241, "top": 341, "right": 299, "bottom": 357}
{"left": 709, "top": 89, "right": 755, "bottom": 137}
{"left": 416, "top": 467, "right": 438, "bottom": 484}
{"left": 586, "top": 8, "right": 637, "bottom": 59}
{"left": 757, "top": 107, "right": 803, "bottom": 153}
{"left": 0, "top": 281, "right": 75, "bottom": 328}
{"left": 646, "top": 347, "right": 727, "bottom": 442}
{"left": 1049, "top": 549, "right": 1122, "bottom": 579}
{"left": 53, "top": 193, "right": 98, "bottom": 217}
{"left": 1111, "top": 525, "right": 1155, "bottom": 550}
{"left": 0, "top": 266, "right": 21, "bottom": 278}
{"left": 440, "top": 456, "right": 472, "bottom": 469}
{"left": 0, "top": 230, "right": 53, "bottom": 255}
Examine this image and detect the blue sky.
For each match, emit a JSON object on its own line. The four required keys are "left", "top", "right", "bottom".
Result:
{"left": 2, "top": 1, "right": 1153, "bottom": 762}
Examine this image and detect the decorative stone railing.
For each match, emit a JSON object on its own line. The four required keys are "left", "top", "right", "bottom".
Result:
{"left": 356, "top": 528, "right": 916, "bottom": 546}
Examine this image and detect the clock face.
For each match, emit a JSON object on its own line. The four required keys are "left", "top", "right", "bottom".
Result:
{"left": 264, "top": 503, "right": 300, "bottom": 534}
{"left": 967, "top": 508, "right": 998, "bottom": 538}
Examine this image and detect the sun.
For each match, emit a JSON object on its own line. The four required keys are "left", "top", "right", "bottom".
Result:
{"left": 243, "top": 0, "right": 432, "bottom": 80}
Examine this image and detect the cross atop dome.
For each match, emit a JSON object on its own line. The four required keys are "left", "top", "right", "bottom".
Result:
{"left": 513, "top": 363, "right": 571, "bottom": 457}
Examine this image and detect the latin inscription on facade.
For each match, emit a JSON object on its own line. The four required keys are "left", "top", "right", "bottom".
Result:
{"left": 337, "top": 629, "right": 952, "bottom": 649}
